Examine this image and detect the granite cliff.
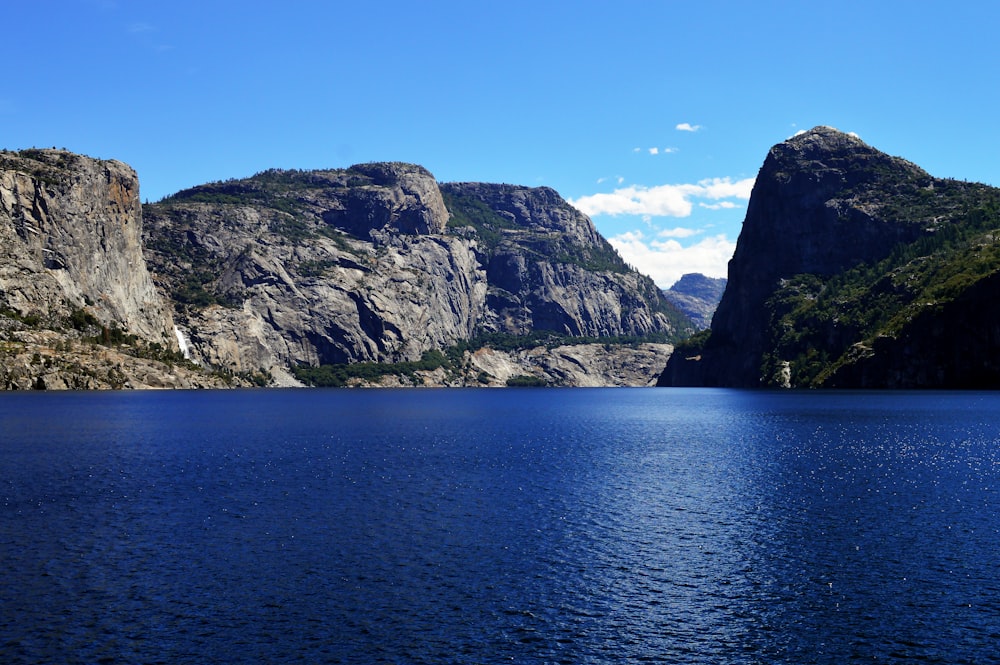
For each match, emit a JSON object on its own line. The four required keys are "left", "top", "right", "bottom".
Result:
{"left": 1, "top": 150, "right": 172, "bottom": 341}
{"left": 139, "top": 163, "right": 690, "bottom": 387}
{"left": 0, "top": 149, "right": 232, "bottom": 389}
{"left": 1, "top": 154, "right": 690, "bottom": 389}
{"left": 659, "top": 126, "right": 1000, "bottom": 388}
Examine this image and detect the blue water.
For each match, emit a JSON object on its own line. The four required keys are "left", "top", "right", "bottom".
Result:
{"left": 1, "top": 388, "right": 999, "bottom": 664}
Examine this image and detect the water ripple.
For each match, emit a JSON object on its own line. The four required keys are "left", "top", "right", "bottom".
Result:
{"left": 2, "top": 389, "right": 1000, "bottom": 663}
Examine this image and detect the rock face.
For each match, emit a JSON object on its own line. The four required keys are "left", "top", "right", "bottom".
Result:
{"left": 0, "top": 150, "right": 174, "bottom": 342}
{"left": 143, "top": 166, "right": 688, "bottom": 386}
{"left": 0, "top": 150, "right": 238, "bottom": 389}
{"left": 442, "top": 182, "right": 681, "bottom": 338}
{"left": 659, "top": 126, "right": 1000, "bottom": 388}
{"left": 0, "top": 328, "right": 233, "bottom": 390}
{"left": 465, "top": 343, "right": 674, "bottom": 388}
{"left": 142, "top": 166, "right": 487, "bottom": 381}
{"left": 330, "top": 343, "right": 675, "bottom": 388}
{"left": 0, "top": 150, "right": 688, "bottom": 390}
{"left": 663, "top": 273, "right": 727, "bottom": 330}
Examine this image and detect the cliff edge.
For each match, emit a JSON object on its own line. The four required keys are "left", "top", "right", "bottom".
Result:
{"left": 0, "top": 149, "right": 233, "bottom": 388}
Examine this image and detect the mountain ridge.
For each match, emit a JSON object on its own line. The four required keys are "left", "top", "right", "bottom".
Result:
{"left": 143, "top": 163, "right": 691, "bottom": 388}
{"left": 1, "top": 149, "right": 691, "bottom": 388}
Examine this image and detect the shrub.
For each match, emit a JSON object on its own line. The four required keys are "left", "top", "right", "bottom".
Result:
{"left": 506, "top": 374, "right": 548, "bottom": 387}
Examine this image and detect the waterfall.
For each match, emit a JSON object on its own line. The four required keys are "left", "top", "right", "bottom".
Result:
{"left": 173, "top": 325, "right": 196, "bottom": 362}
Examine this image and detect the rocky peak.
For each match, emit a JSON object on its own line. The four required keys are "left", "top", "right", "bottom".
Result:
{"left": 667, "top": 273, "right": 727, "bottom": 301}
{"left": 140, "top": 165, "right": 688, "bottom": 380}
{"left": 347, "top": 161, "right": 435, "bottom": 184}
{"left": 663, "top": 273, "right": 727, "bottom": 330}
{"left": 775, "top": 125, "right": 870, "bottom": 163}
{"left": 439, "top": 181, "right": 684, "bottom": 339}
{"left": 660, "top": 127, "right": 948, "bottom": 387}
{"left": 741, "top": 126, "right": 933, "bottom": 271}
{"left": 342, "top": 162, "right": 449, "bottom": 235}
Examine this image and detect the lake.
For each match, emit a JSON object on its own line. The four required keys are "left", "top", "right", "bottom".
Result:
{"left": 1, "top": 388, "right": 999, "bottom": 663}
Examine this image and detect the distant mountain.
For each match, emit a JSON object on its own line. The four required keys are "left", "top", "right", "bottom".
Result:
{"left": 663, "top": 273, "right": 727, "bottom": 330}
{"left": 659, "top": 126, "right": 1000, "bottom": 388}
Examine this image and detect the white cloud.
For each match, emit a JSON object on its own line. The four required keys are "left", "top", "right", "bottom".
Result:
{"left": 609, "top": 230, "right": 735, "bottom": 288}
{"left": 638, "top": 146, "right": 677, "bottom": 155}
{"left": 568, "top": 176, "right": 755, "bottom": 218}
{"left": 658, "top": 227, "right": 700, "bottom": 238}
{"left": 571, "top": 185, "right": 692, "bottom": 217}
{"left": 694, "top": 176, "right": 755, "bottom": 199}
{"left": 676, "top": 123, "right": 703, "bottom": 132}
{"left": 699, "top": 201, "right": 737, "bottom": 210}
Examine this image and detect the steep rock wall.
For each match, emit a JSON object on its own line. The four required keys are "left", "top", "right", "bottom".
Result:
{"left": 145, "top": 167, "right": 685, "bottom": 382}
{"left": 143, "top": 165, "right": 489, "bottom": 378}
{"left": 0, "top": 149, "right": 173, "bottom": 343}
{"left": 659, "top": 126, "right": 1000, "bottom": 388}
{"left": 444, "top": 182, "right": 679, "bottom": 338}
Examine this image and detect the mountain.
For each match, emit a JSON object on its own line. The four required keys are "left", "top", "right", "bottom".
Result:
{"left": 659, "top": 126, "right": 1000, "bottom": 388}
{"left": 138, "top": 162, "right": 693, "bottom": 387}
{"left": 1, "top": 154, "right": 692, "bottom": 389}
{"left": 663, "top": 273, "right": 727, "bottom": 330}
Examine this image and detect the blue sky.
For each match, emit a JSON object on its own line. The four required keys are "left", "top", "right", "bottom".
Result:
{"left": 4, "top": 1, "right": 999, "bottom": 287}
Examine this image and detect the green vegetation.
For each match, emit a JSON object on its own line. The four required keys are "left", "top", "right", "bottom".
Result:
{"left": 464, "top": 329, "right": 675, "bottom": 352}
{"left": 754, "top": 180, "right": 1000, "bottom": 387}
{"left": 671, "top": 328, "right": 712, "bottom": 358}
{"left": 553, "top": 239, "right": 631, "bottom": 273}
{"left": 1, "top": 307, "right": 42, "bottom": 328}
{"left": 156, "top": 174, "right": 316, "bottom": 238}
{"left": 1, "top": 305, "right": 190, "bottom": 372}
{"left": 442, "top": 189, "right": 521, "bottom": 252}
{"left": 297, "top": 259, "right": 339, "bottom": 278}
{"left": 506, "top": 374, "right": 548, "bottom": 387}
{"left": 68, "top": 308, "right": 99, "bottom": 330}
{"left": 173, "top": 269, "right": 222, "bottom": 308}
{"left": 0, "top": 149, "right": 70, "bottom": 186}
{"left": 154, "top": 171, "right": 364, "bottom": 247}
{"left": 211, "top": 367, "right": 274, "bottom": 388}
{"left": 142, "top": 214, "right": 244, "bottom": 309}
{"left": 77, "top": 318, "right": 189, "bottom": 365}
{"left": 291, "top": 349, "right": 449, "bottom": 387}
